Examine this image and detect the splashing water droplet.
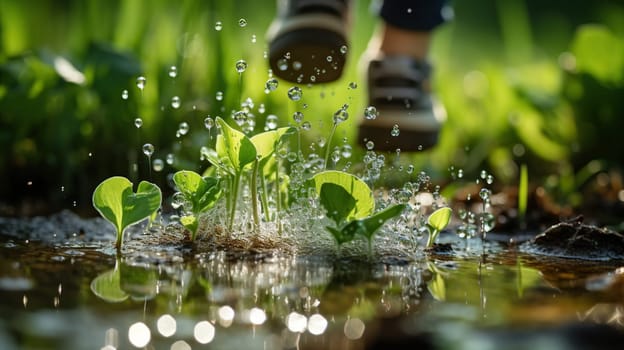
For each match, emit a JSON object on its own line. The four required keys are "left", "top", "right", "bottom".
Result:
{"left": 341, "top": 144, "right": 352, "bottom": 158}
{"left": 326, "top": 55, "right": 333, "bottom": 62}
{"left": 136, "top": 76, "right": 146, "bottom": 90}
{"left": 301, "top": 121, "right": 311, "bottom": 130}
{"left": 486, "top": 174, "right": 494, "bottom": 185}
{"left": 265, "top": 78, "right": 278, "bottom": 92}
{"left": 216, "top": 91, "right": 223, "bottom": 101}
{"left": 265, "top": 114, "right": 278, "bottom": 130}
{"left": 233, "top": 110, "right": 248, "bottom": 126}
{"left": 204, "top": 117, "right": 214, "bottom": 129}
{"left": 166, "top": 153, "right": 174, "bottom": 165}
{"left": 364, "top": 106, "right": 377, "bottom": 120}
{"left": 121, "top": 89, "right": 129, "bottom": 100}
{"left": 333, "top": 107, "right": 348, "bottom": 124}
{"left": 168, "top": 66, "right": 178, "bottom": 78}
{"left": 251, "top": 34, "right": 256, "bottom": 43}
{"left": 152, "top": 158, "right": 164, "bottom": 172}
{"left": 235, "top": 60, "right": 248, "bottom": 73}
{"left": 142, "top": 143, "right": 154, "bottom": 157}
{"left": 178, "top": 122, "right": 189, "bottom": 135}
{"left": 480, "top": 170, "right": 487, "bottom": 179}
{"left": 479, "top": 188, "right": 491, "bottom": 201}
{"left": 215, "top": 21, "right": 223, "bottom": 31}
{"left": 391, "top": 124, "right": 400, "bottom": 136}
{"left": 292, "top": 111, "right": 304, "bottom": 124}
{"left": 277, "top": 59, "right": 288, "bottom": 71}
{"left": 288, "top": 86, "right": 303, "bottom": 101}
{"left": 134, "top": 118, "right": 143, "bottom": 128}
{"left": 340, "top": 45, "right": 348, "bottom": 54}
{"left": 407, "top": 164, "right": 415, "bottom": 174}
{"left": 292, "top": 61, "right": 302, "bottom": 71}
{"left": 366, "top": 140, "right": 375, "bottom": 150}
{"left": 171, "top": 96, "right": 181, "bottom": 109}
{"left": 238, "top": 18, "right": 247, "bottom": 27}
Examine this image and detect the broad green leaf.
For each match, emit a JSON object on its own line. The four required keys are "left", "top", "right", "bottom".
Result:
{"left": 180, "top": 215, "right": 198, "bottom": 237}
{"left": 320, "top": 182, "right": 356, "bottom": 226}
{"left": 250, "top": 126, "right": 296, "bottom": 168}
{"left": 354, "top": 204, "right": 406, "bottom": 241}
{"left": 92, "top": 176, "right": 162, "bottom": 248}
{"left": 312, "top": 170, "right": 374, "bottom": 220}
{"left": 571, "top": 24, "right": 624, "bottom": 84}
{"left": 90, "top": 264, "right": 129, "bottom": 303}
{"left": 427, "top": 207, "right": 452, "bottom": 232}
{"left": 215, "top": 117, "right": 257, "bottom": 172}
{"left": 173, "top": 170, "right": 221, "bottom": 213}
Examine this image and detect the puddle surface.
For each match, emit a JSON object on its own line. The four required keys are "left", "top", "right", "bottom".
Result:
{"left": 1, "top": 213, "right": 624, "bottom": 350}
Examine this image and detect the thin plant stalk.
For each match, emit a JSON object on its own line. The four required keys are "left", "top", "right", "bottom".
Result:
{"left": 228, "top": 173, "right": 241, "bottom": 232}
{"left": 259, "top": 170, "right": 271, "bottom": 221}
{"left": 275, "top": 161, "right": 282, "bottom": 235}
{"left": 427, "top": 228, "right": 439, "bottom": 247}
{"left": 324, "top": 123, "right": 338, "bottom": 170}
{"left": 250, "top": 159, "right": 260, "bottom": 231}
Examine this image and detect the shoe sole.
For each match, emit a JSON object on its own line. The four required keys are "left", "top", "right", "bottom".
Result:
{"left": 268, "top": 14, "right": 347, "bottom": 84}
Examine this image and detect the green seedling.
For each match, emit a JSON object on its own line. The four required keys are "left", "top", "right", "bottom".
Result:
{"left": 311, "top": 170, "right": 406, "bottom": 254}
{"left": 518, "top": 163, "right": 528, "bottom": 228}
{"left": 425, "top": 207, "right": 453, "bottom": 247}
{"left": 250, "top": 126, "right": 296, "bottom": 222}
{"left": 92, "top": 176, "right": 162, "bottom": 250}
{"left": 203, "top": 117, "right": 257, "bottom": 231}
{"left": 172, "top": 170, "right": 222, "bottom": 241}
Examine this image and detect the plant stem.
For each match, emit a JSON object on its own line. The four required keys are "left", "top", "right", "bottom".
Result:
{"left": 427, "top": 228, "right": 438, "bottom": 247}
{"left": 275, "top": 162, "right": 282, "bottom": 235}
{"left": 228, "top": 173, "right": 241, "bottom": 232}
{"left": 251, "top": 159, "right": 260, "bottom": 231}
{"left": 323, "top": 123, "right": 338, "bottom": 170}
{"left": 259, "top": 170, "right": 271, "bottom": 221}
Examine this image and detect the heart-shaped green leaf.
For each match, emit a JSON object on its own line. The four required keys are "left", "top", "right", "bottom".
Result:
{"left": 92, "top": 176, "right": 162, "bottom": 249}
{"left": 215, "top": 117, "right": 257, "bottom": 173}
{"left": 312, "top": 170, "right": 374, "bottom": 221}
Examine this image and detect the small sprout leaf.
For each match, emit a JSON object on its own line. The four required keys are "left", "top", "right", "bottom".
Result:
{"left": 320, "top": 182, "right": 356, "bottom": 226}
{"left": 428, "top": 207, "right": 452, "bottom": 232}
{"left": 215, "top": 117, "right": 256, "bottom": 172}
{"left": 172, "top": 170, "right": 222, "bottom": 240}
{"left": 312, "top": 170, "right": 374, "bottom": 221}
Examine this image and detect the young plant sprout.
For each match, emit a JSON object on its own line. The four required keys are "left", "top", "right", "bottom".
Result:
{"left": 92, "top": 176, "right": 162, "bottom": 250}
{"left": 311, "top": 170, "right": 406, "bottom": 255}
{"left": 426, "top": 207, "right": 453, "bottom": 247}
{"left": 172, "top": 170, "right": 222, "bottom": 241}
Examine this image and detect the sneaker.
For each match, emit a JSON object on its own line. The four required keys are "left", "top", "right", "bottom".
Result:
{"left": 267, "top": 0, "right": 349, "bottom": 84}
{"left": 358, "top": 56, "right": 443, "bottom": 152}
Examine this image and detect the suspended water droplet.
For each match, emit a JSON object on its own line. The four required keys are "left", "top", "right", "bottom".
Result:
{"left": 364, "top": 106, "right": 377, "bottom": 120}
{"left": 292, "top": 61, "right": 302, "bottom": 71}
{"left": 288, "top": 86, "right": 303, "bottom": 101}
{"left": 326, "top": 55, "right": 333, "bottom": 62}
{"left": 265, "top": 78, "right": 278, "bottom": 91}
{"left": 233, "top": 110, "right": 248, "bottom": 126}
{"left": 479, "top": 188, "right": 491, "bottom": 201}
{"left": 178, "top": 122, "right": 189, "bottom": 135}
{"left": 340, "top": 45, "right": 348, "bottom": 54}
{"left": 486, "top": 174, "right": 494, "bottom": 185}
{"left": 292, "top": 111, "right": 304, "bottom": 123}
{"left": 301, "top": 121, "right": 311, "bottom": 130}
{"left": 391, "top": 124, "right": 400, "bottom": 136}
{"left": 265, "top": 114, "right": 278, "bottom": 130}
{"left": 341, "top": 144, "right": 352, "bottom": 158}
{"left": 333, "top": 107, "right": 348, "bottom": 124}
{"left": 277, "top": 59, "right": 288, "bottom": 71}
{"left": 258, "top": 104, "right": 265, "bottom": 113}
{"left": 238, "top": 18, "right": 247, "bottom": 27}
{"left": 142, "top": 143, "right": 154, "bottom": 157}
{"left": 348, "top": 82, "right": 357, "bottom": 89}
{"left": 216, "top": 91, "right": 223, "bottom": 101}
{"left": 251, "top": 34, "right": 256, "bottom": 43}
{"left": 204, "top": 117, "right": 214, "bottom": 129}
{"left": 215, "top": 21, "right": 223, "bottom": 31}
{"left": 136, "top": 76, "right": 146, "bottom": 90}
{"left": 134, "top": 118, "right": 143, "bottom": 128}
{"left": 480, "top": 170, "right": 487, "bottom": 179}
{"left": 121, "top": 89, "right": 129, "bottom": 100}
{"left": 366, "top": 140, "right": 375, "bottom": 150}
{"left": 317, "top": 137, "right": 326, "bottom": 148}
{"left": 407, "top": 164, "right": 415, "bottom": 174}
{"left": 168, "top": 66, "right": 177, "bottom": 78}
{"left": 152, "top": 158, "right": 164, "bottom": 172}
{"left": 171, "top": 192, "right": 186, "bottom": 210}
{"left": 166, "top": 153, "right": 175, "bottom": 165}
{"left": 171, "top": 96, "right": 181, "bottom": 109}
{"left": 235, "top": 60, "right": 247, "bottom": 73}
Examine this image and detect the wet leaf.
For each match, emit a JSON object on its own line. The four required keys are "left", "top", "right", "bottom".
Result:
{"left": 312, "top": 170, "right": 374, "bottom": 221}
{"left": 215, "top": 117, "right": 257, "bottom": 172}
{"left": 173, "top": 170, "right": 221, "bottom": 239}
{"left": 320, "top": 182, "right": 356, "bottom": 226}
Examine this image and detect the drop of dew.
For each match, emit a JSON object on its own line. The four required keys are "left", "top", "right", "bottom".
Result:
{"left": 142, "top": 143, "right": 154, "bottom": 157}
{"left": 391, "top": 124, "right": 400, "bottom": 136}
{"left": 288, "top": 86, "right": 303, "bottom": 101}
{"left": 171, "top": 96, "right": 181, "bottom": 109}
{"left": 235, "top": 60, "right": 248, "bottom": 73}
{"left": 364, "top": 106, "right": 377, "bottom": 120}
{"left": 265, "top": 114, "right": 278, "bottom": 130}
{"left": 121, "top": 89, "right": 129, "bottom": 100}
{"left": 215, "top": 21, "right": 223, "bottom": 31}
{"left": 292, "top": 111, "right": 304, "bottom": 124}
{"left": 238, "top": 18, "right": 247, "bottom": 27}
{"left": 152, "top": 158, "right": 164, "bottom": 172}
{"left": 166, "top": 153, "right": 175, "bottom": 165}
{"left": 340, "top": 45, "right": 348, "bottom": 54}
{"left": 134, "top": 118, "right": 143, "bottom": 128}
{"left": 178, "top": 122, "right": 189, "bottom": 135}
{"left": 265, "top": 78, "right": 279, "bottom": 91}
{"left": 168, "top": 66, "right": 177, "bottom": 78}
{"left": 136, "top": 76, "right": 146, "bottom": 90}
{"left": 216, "top": 91, "right": 224, "bottom": 101}
{"left": 204, "top": 117, "right": 214, "bottom": 130}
